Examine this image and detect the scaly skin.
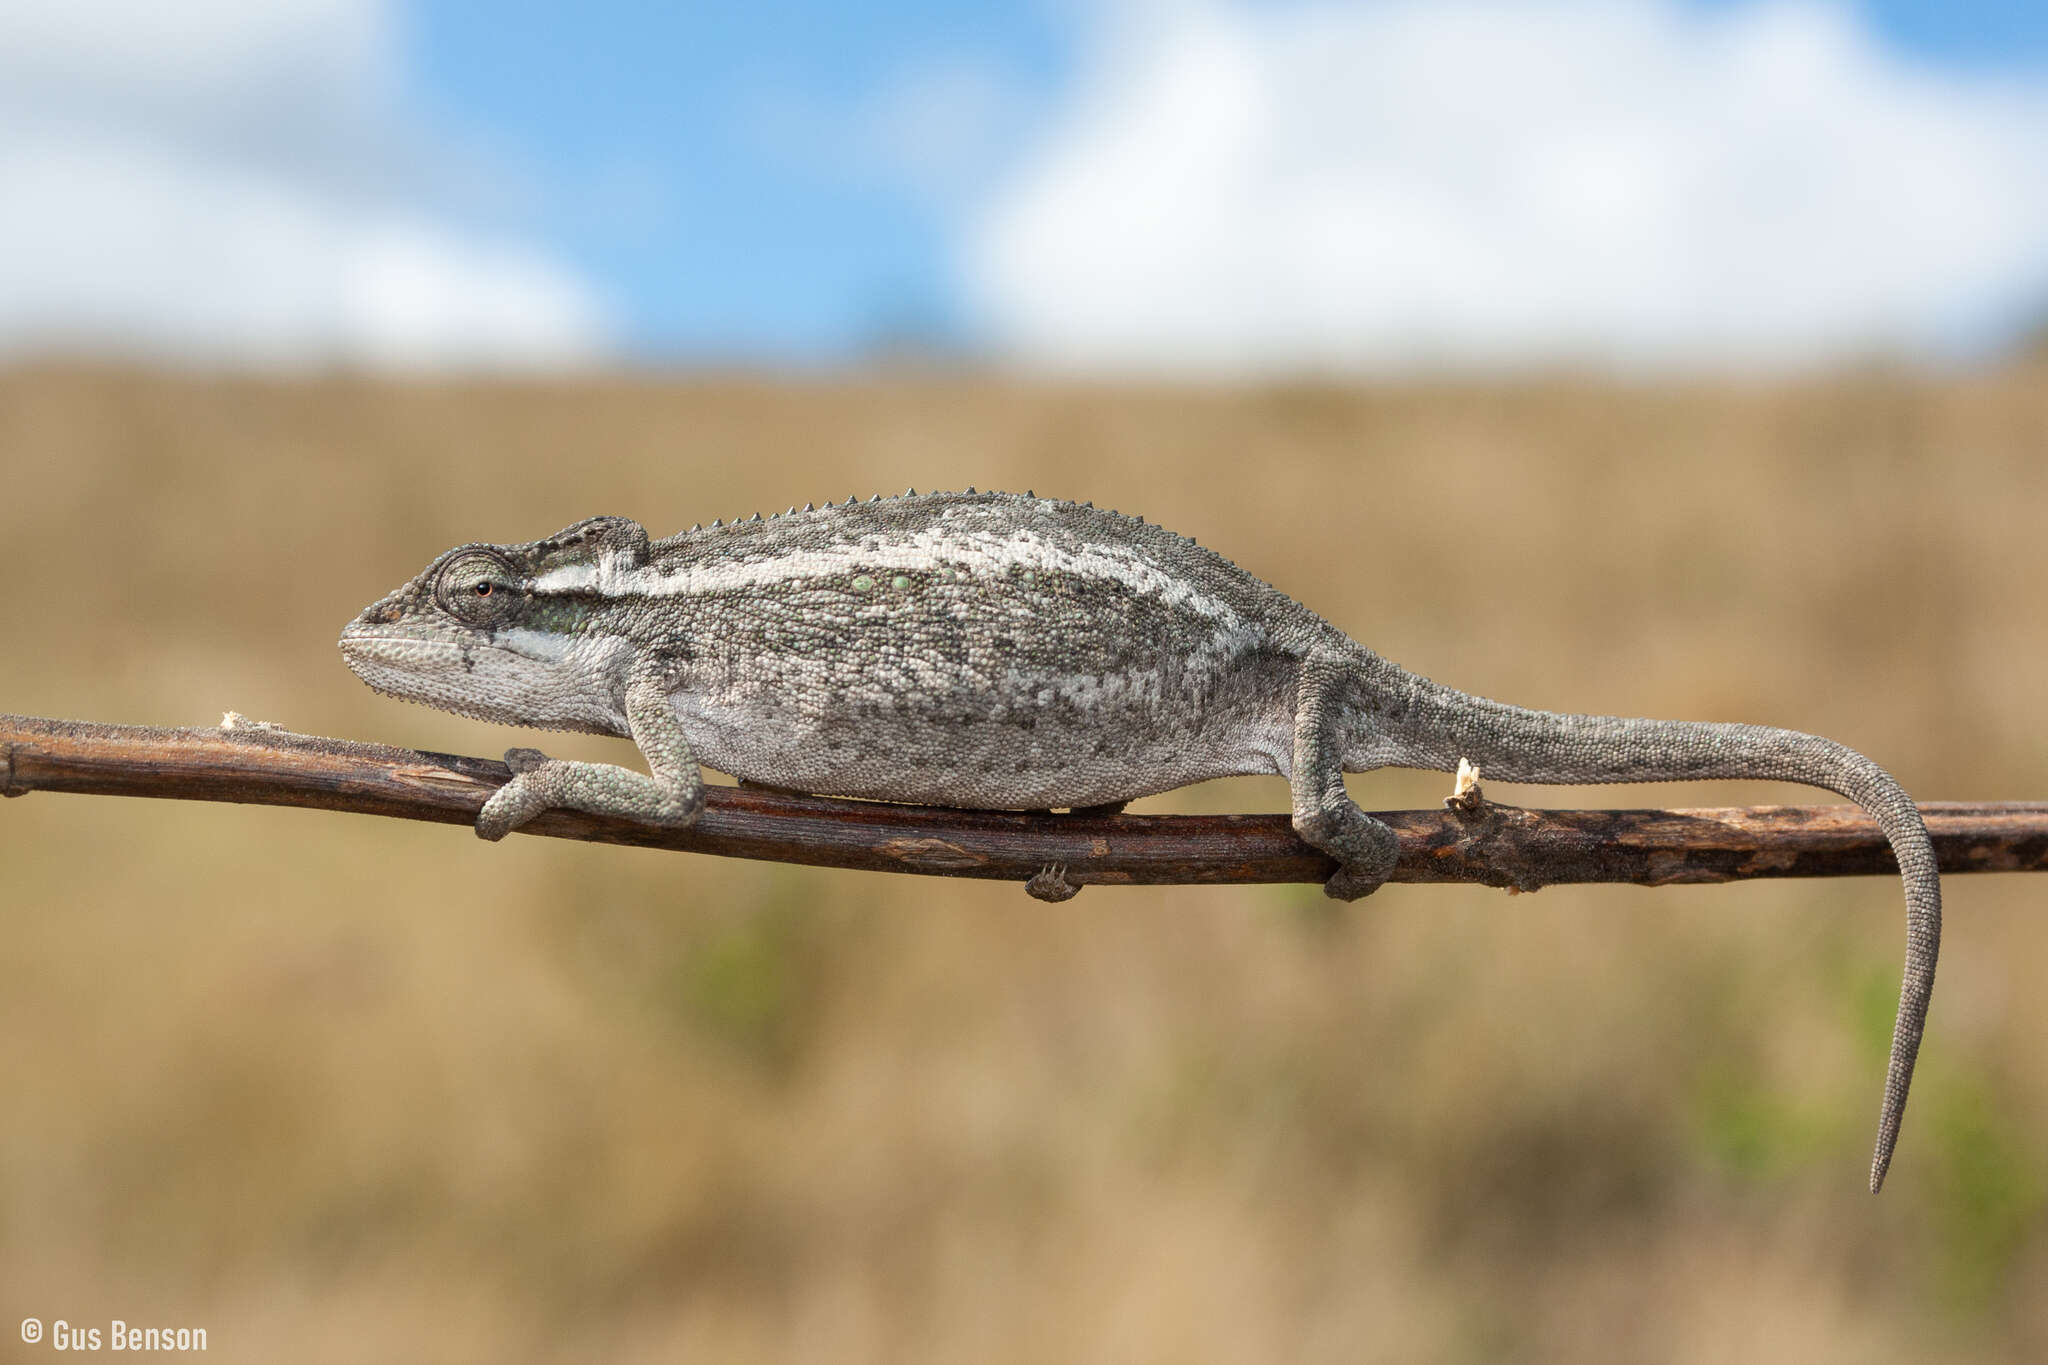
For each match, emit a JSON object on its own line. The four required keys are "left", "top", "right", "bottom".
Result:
{"left": 340, "top": 489, "right": 1938, "bottom": 1192}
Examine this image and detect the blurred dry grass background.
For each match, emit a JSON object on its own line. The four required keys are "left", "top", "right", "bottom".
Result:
{"left": 2, "top": 361, "right": 2046, "bottom": 1362}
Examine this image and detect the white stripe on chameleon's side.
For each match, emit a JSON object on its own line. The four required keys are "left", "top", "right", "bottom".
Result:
{"left": 530, "top": 563, "right": 595, "bottom": 592}
{"left": 529, "top": 529, "right": 1243, "bottom": 624}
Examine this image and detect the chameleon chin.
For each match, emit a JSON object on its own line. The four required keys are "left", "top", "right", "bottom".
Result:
{"left": 341, "top": 488, "right": 1939, "bottom": 1194}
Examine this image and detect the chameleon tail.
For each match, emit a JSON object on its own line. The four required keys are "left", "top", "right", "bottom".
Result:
{"left": 1357, "top": 655, "right": 1939, "bottom": 1194}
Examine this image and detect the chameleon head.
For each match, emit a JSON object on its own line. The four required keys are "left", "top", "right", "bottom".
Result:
{"left": 338, "top": 517, "right": 649, "bottom": 735}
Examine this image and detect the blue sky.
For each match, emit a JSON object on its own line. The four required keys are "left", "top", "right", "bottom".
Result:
{"left": 409, "top": 0, "right": 1073, "bottom": 360}
{"left": 2, "top": 0, "right": 2044, "bottom": 371}
{"left": 1851, "top": 0, "right": 2047, "bottom": 64}
{"left": 403, "top": 0, "right": 2048, "bottom": 363}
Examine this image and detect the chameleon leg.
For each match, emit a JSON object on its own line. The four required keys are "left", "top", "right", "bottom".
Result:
{"left": 1290, "top": 652, "right": 1399, "bottom": 901}
{"left": 476, "top": 664, "right": 706, "bottom": 840}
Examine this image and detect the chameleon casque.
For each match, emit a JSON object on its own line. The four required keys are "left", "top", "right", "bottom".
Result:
{"left": 340, "top": 488, "right": 1939, "bottom": 1192}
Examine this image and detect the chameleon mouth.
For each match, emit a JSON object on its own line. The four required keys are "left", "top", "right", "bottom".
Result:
{"left": 338, "top": 628, "right": 457, "bottom": 661}
{"left": 338, "top": 620, "right": 625, "bottom": 737}
{"left": 336, "top": 624, "right": 470, "bottom": 687}
{"left": 340, "top": 623, "right": 574, "bottom": 672}
{"left": 337, "top": 629, "right": 509, "bottom": 718}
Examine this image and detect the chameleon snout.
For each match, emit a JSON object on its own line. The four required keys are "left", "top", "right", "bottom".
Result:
{"left": 353, "top": 598, "right": 407, "bottom": 627}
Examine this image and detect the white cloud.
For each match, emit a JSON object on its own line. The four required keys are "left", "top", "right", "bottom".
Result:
{"left": 965, "top": 0, "right": 2048, "bottom": 375}
{"left": 0, "top": 0, "right": 607, "bottom": 369}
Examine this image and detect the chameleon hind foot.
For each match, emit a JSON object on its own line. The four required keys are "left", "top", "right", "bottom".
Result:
{"left": 1292, "top": 799, "right": 1400, "bottom": 902}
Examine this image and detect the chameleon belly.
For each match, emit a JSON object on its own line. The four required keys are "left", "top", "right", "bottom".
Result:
{"left": 669, "top": 659, "right": 1296, "bottom": 808}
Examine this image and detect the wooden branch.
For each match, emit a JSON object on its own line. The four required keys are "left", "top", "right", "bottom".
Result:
{"left": 5, "top": 712, "right": 2046, "bottom": 892}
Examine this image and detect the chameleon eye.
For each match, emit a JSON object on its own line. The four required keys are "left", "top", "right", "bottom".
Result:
{"left": 435, "top": 550, "right": 519, "bottom": 621}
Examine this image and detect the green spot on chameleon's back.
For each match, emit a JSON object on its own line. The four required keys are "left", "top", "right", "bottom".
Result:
{"left": 530, "top": 599, "right": 593, "bottom": 634}
{"left": 891, "top": 575, "right": 911, "bottom": 590}
{"left": 851, "top": 575, "right": 874, "bottom": 592}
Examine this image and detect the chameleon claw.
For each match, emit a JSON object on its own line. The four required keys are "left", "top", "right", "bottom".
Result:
{"left": 475, "top": 749, "right": 556, "bottom": 840}
{"left": 1321, "top": 864, "right": 1387, "bottom": 902}
{"left": 476, "top": 783, "right": 538, "bottom": 841}
{"left": 1026, "top": 864, "right": 1081, "bottom": 902}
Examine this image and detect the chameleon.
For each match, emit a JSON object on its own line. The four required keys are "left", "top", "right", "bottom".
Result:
{"left": 339, "top": 488, "right": 1939, "bottom": 1193}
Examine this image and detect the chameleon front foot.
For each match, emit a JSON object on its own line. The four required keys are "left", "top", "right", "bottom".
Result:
{"left": 1026, "top": 864, "right": 1081, "bottom": 902}
{"left": 477, "top": 747, "right": 706, "bottom": 841}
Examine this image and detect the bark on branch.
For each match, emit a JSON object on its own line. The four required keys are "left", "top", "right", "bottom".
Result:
{"left": 5, "top": 712, "right": 2046, "bottom": 892}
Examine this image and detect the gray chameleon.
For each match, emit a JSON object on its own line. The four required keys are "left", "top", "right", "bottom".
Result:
{"left": 340, "top": 489, "right": 1938, "bottom": 1192}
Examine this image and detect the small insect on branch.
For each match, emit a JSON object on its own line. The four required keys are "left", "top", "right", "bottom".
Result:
{"left": 4, "top": 713, "right": 2047, "bottom": 892}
